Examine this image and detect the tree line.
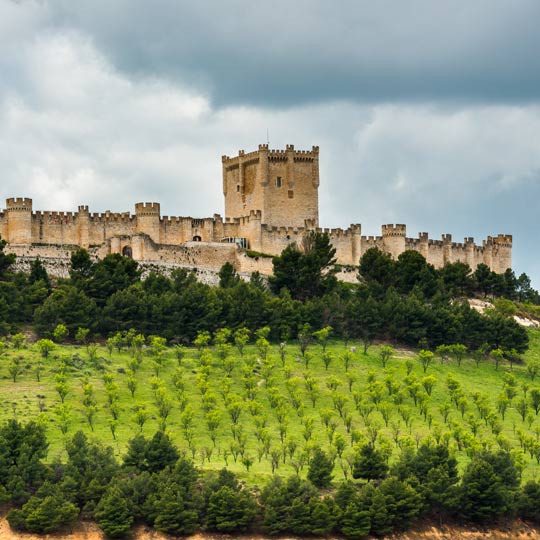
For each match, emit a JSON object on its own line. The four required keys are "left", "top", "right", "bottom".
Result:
{"left": 3, "top": 420, "right": 540, "bottom": 538}
{"left": 0, "top": 234, "right": 533, "bottom": 354}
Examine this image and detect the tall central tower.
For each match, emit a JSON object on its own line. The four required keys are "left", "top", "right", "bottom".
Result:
{"left": 222, "top": 144, "right": 320, "bottom": 228}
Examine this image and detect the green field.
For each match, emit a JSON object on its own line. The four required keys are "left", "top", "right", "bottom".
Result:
{"left": 2, "top": 331, "right": 540, "bottom": 484}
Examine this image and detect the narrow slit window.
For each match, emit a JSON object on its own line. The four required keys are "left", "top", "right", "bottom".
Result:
{"left": 288, "top": 190, "right": 294, "bottom": 199}
{"left": 276, "top": 176, "right": 282, "bottom": 188}
{"left": 236, "top": 185, "right": 240, "bottom": 192}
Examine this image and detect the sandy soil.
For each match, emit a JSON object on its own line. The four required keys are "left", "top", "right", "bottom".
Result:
{"left": 0, "top": 517, "right": 539, "bottom": 540}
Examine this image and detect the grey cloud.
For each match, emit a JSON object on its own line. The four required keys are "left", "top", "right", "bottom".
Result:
{"left": 5, "top": 0, "right": 540, "bottom": 107}
{"left": 1, "top": 1, "right": 540, "bottom": 288}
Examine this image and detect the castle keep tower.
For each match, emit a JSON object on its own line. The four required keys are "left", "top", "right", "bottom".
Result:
{"left": 6, "top": 198, "right": 32, "bottom": 244}
{"left": 222, "top": 144, "right": 320, "bottom": 228}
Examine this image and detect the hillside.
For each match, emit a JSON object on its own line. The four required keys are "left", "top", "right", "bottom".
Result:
{"left": 2, "top": 330, "right": 540, "bottom": 482}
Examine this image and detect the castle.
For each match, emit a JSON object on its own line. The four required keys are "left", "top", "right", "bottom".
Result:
{"left": 0, "top": 144, "right": 512, "bottom": 277}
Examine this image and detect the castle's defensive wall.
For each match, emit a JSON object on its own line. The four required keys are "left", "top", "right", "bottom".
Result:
{"left": 0, "top": 145, "right": 512, "bottom": 276}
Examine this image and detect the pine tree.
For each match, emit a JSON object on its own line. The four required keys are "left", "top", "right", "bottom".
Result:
{"left": 206, "top": 486, "right": 257, "bottom": 532}
{"left": 341, "top": 501, "right": 371, "bottom": 539}
{"left": 307, "top": 447, "right": 334, "bottom": 488}
{"left": 95, "top": 486, "right": 133, "bottom": 538}
{"left": 352, "top": 444, "right": 388, "bottom": 481}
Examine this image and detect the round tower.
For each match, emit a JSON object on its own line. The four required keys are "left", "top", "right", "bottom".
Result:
{"left": 6, "top": 197, "right": 33, "bottom": 244}
{"left": 381, "top": 224, "right": 406, "bottom": 259}
{"left": 135, "top": 202, "right": 161, "bottom": 243}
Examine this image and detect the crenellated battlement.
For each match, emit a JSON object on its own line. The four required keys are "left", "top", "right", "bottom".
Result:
{"left": 494, "top": 234, "right": 513, "bottom": 247}
{"left": 88, "top": 212, "right": 134, "bottom": 222}
{"left": 382, "top": 224, "right": 406, "bottom": 237}
{"left": 135, "top": 202, "right": 160, "bottom": 215}
{"left": 222, "top": 144, "right": 319, "bottom": 165}
{"left": 2, "top": 143, "right": 512, "bottom": 275}
{"left": 6, "top": 197, "right": 33, "bottom": 211}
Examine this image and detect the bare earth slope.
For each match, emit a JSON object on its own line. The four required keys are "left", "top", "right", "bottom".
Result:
{"left": 1, "top": 517, "right": 539, "bottom": 540}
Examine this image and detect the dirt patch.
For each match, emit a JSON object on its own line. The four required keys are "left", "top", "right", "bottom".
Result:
{"left": 1, "top": 517, "right": 540, "bottom": 540}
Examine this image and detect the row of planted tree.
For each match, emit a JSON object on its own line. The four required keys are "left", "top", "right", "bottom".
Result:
{"left": 3, "top": 420, "right": 540, "bottom": 539}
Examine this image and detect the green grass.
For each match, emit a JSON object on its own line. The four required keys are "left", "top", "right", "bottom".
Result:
{"left": 2, "top": 332, "right": 540, "bottom": 484}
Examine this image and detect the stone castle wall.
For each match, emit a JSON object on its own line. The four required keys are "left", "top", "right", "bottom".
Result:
{"left": 0, "top": 145, "right": 513, "bottom": 277}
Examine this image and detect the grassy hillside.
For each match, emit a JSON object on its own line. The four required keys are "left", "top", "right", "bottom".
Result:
{"left": 2, "top": 331, "right": 540, "bottom": 484}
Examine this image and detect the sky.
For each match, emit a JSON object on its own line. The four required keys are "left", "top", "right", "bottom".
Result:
{"left": 1, "top": 0, "right": 540, "bottom": 286}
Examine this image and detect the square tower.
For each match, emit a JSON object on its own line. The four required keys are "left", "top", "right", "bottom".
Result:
{"left": 222, "top": 144, "right": 320, "bottom": 228}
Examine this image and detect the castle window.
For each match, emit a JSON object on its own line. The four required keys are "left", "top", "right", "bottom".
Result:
{"left": 236, "top": 185, "right": 240, "bottom": 192}
{"left": 193, "top": 235, "right": 202, "bottom": 242}
{"left": 276, "top": 176, "right": 282, "bottom": 188}
{"left": 122, "top": 246, "right": 133, "bottom": 258}
{"left": 288, "top": 190, "right": 294, "bottom": 199}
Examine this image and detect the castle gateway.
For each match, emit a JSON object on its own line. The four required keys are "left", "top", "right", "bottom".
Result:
{"left": 0, "top": 145, "right": 512, "bottom": 275}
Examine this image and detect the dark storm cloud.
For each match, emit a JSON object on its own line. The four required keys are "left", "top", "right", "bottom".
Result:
{"left": 23, "top": 0, "right": 540, "bottom": 107}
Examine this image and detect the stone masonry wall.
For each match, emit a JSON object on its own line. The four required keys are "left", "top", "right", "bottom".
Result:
{"left": 0, "top": 145, "right": 512, "bottom": 276}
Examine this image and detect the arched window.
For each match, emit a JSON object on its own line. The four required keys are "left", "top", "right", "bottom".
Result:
{"left": 122, "top": 246, "right": 133, "bottom": 258}
{"left": 193, "top": 235, "right": 202, "bottom": 242}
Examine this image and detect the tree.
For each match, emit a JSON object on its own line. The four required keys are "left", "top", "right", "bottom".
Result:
{"left": 395, "top": 250, "right": 437, "bottom": 296}
{"left": 459, "top": 451, "right": 519, "bottom": 523}
{"left": 0, "top": 239, "right": 16, "bottom": 279}
{"left": 270, "top": 231, "right": 337, "bottom": 300}
{"left": 440, "top": 262, "right": 473, "bottom": 297}
{"left": 358, "top": 247, "right": 395, "bottom": 292}
{"left": 95, "top": 486, "right": 133, "bottom": 538}
{"left": 29, "top": 258, "right": 51, "bottom": 290}
{"left": 34, "top": 286, "right": 97, "bottom": 336}
{"left": 418, "top": 349, "right": 434, "bottom": 373}
{"left": 234, "top": 327, "right": 250, "bottom": 356}
{"left": 377, "top": 477, "right": 423, "bottom": 531}
{"left": 206, "top": 486, "right": 257, "bottom": 532}
{"left": 307, "top": 447, "right": 334, "bottom": 488}
{"left": 7, "top": 483, "right": 78, "bottom": 534}
{"left": 352, "top": 444, "right": 388, "bottom": 482}
{"left": 218, "top": 262, "right": 240, "bottom": 288}
{"left": 340, "top": 500, "right": 371, "bottom": 539}
{"left": 517, "top": 480, "right": 540, "bottom": 522}
{"left": 36, "top": 339, "right": 55, "bottom": 358}
{"left": 313, "top": 326, "right": 333, "bottom": 352}
{"left": 53, "top": 324, "right": 69, "bottom": 343}
{"left": 144, "top": 431, "right": 179, "bottom": 473}
{"left": 379, "top": 345, "right": 395, "bottom": 368}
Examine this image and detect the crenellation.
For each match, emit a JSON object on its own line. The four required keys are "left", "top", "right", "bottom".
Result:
{"left": 1, "top": 143, "right": 512, "bottom": 276}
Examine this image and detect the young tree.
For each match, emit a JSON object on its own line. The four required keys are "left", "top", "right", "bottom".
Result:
{"left": 418, "top": 349, "right": 434, "bottom": 373}
{"left": 53, "top": 324, "right": 69, "bottom": 344}
{"left": 313, "top": 326, "right": 333, "bottom": 352}
{"left": 234, "top": 327, "right": 251, "bottom": 356}
{"left": 294, "top": 323, "right": 311, "bottom": 357}
{"left": 75, "top": 327, "right": 90, "bottom": 348}
{"left": 379, "top": 345, "right": 395, "bottom": 368}
{"left": 36, "top": 339, "right": 55, "bottom": 358}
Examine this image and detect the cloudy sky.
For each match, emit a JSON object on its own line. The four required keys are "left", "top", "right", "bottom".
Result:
{"left": 1, "top": 0, "right": 540, "bottom": 285}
